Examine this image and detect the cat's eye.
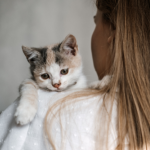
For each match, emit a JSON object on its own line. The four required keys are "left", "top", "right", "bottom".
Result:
{"left": 60, "top": 68, "right": 69, "bottom": 75}
{"left": 41, "top": 73, "right": 49, "bottom": 79}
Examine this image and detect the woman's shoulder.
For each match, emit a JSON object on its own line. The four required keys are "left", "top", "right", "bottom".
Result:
{"left": 44, "top": 89, "right": 118, "bottom": 150}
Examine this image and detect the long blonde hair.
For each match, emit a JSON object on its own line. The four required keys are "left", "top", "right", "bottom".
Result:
{"left": 44, "top": 0, "right": 150, "bottom": 149}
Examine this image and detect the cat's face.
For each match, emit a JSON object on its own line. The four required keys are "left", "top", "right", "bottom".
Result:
{"left": 22, "top": 35, "right": 82, "bottom": 91}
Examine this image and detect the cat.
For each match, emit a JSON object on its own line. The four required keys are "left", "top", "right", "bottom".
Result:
{"left": 14, "top": 34, "right": 87, "bottom": 125}
{"left": 89, "top": 75, "right": 112, "bottom": 90}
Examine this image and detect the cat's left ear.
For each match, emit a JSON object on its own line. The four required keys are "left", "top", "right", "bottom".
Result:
{"left": 61, "top": 34, "right": 78, "bottom": 56}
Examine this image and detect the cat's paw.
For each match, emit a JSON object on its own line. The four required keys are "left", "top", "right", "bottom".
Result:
{"left": 14, "top": 103, "right": 37, "bottom": 125}
{"left": 89, "top": 75, "right": 112, "bottom": 90}
{"left": 89, "top": 81, "right": 102, "bottom": 89}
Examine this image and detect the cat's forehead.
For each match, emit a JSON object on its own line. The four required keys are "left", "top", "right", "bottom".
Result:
{"left": 45, "top": 43, "right": 80, "bottom": 68}
{"left": 46, "top": 43, "right": 66, "bottom": 66}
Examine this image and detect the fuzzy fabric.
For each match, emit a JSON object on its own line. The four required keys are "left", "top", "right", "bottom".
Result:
{"left": 0, "top": 89, "right": 123, "bottom": 150}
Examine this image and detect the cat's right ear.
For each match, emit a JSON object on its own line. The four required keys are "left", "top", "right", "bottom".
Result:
{"left": 61, "top": 34, "right": 78, "bottom": 56}
{"left": 22, "top": 46, "right": 40, "bottom": 64}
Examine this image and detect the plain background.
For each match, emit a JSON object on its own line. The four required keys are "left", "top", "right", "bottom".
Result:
{"left": 0, "top": 0, "right": 98, "bottom": 112}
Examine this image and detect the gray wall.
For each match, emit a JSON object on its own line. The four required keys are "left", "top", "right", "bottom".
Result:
{"left": 0, "top": 0, "right": 98, "bottom": 112}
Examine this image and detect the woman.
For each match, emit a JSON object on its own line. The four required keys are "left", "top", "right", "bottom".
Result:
{"left": 44, "top": 0, "right": 150, "bottom": 149}
{"left": 1, "top": 0, "right": 150, "bottom": 150}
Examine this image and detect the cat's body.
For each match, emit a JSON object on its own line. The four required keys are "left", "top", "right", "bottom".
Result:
{"left": 15, "top": 35, "right": 87, "bottom": 125}
{"left": 14, "top": 34, "right": 111, "bottom": 125}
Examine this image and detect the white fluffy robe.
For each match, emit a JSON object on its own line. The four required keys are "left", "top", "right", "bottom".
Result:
{"left": 0, "top": 89, "right": 128, "bottom": 150}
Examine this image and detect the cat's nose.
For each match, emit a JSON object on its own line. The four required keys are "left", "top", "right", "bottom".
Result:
{"left": 52, "top": 83, "right": 61, "bottom": 88}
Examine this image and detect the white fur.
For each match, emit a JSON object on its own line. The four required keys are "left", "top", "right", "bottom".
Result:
{"left": 49, "top": 63, "right": 61, "bottom": 85}
{"left": 28, "top": 53, "right": 37, "bottom": 60}
{"left": 15, "top": 60, "right": 87, "bottom": 125}
{"left": 15, "top": 101, "right": 37, "bottom": 125}
{"left": 15, "top": 79, "right": 38, "bottom": 125}
{"left": 89, "top": 75, "right": 112, "bottom": 89}
{"left": 38, "top": 62, "right": 87, "bottom": 91}
{"left": 16, "top": 35, "right": 88, "bottom": 125}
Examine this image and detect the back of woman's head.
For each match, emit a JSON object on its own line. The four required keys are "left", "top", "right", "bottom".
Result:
{"left": 44, "top": 1, "right": 150, "bottom": 150}
{"left": 97, "top": 0, "right": 150, "bottom": 149}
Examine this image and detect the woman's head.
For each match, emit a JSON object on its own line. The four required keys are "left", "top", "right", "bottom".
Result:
{"left": 93, "top": 0, "right": 150, "bottom": 149}
{"left": 45, "top": 1, "right": 150, "bottom": 150}
{"left": 91, "top": 0, "right": 117, "bottom": 79}
{"left": 91, "top": 10, "right": 115, "bottom": 79}
{"left": 93, "top": 0, "right": 150, "bottom": 80}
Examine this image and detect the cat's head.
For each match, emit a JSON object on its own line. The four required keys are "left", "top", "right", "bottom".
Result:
{"left": 22, "top": 34, "right": 83, "bottom": 91}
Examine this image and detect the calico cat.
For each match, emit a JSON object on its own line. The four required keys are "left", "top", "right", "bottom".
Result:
{"left": 14, "top": 34, "right": 87, "bottom": 125}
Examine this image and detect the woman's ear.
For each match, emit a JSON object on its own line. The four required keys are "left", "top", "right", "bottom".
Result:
{"left": 107, "top": 29, "right": 115, "bottom": 44}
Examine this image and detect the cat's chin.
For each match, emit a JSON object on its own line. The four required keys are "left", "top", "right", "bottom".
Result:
{"left": 55, "top": 89, "right": 65, "bottom": 92}
{"left": 40, "top": 87, "right": 60, "bottom": 92}
{"left": 42, "top": 86, "right": 71, "bottom": 92}
{"left": 46, "top": 88, "right": 64, "bottom": 92}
